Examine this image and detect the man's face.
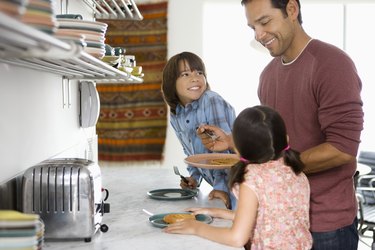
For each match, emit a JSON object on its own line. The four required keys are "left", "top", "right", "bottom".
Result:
{"left": 244, "top": 0, "right": 296, "bottom": 60}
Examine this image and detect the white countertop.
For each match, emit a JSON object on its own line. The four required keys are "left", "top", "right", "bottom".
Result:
{"left": 43, "top": 166, "right": 241, "bottom": 250}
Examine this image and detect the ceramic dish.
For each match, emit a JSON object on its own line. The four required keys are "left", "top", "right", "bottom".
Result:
{"left": 147, "top": 188, "right": 198, "bottom": 200}
{"left": 56, "top": 28, "right": 105, "bottom": 37}
{"left": 55, "top": 36, "right": 87, "bottom": 47}
{"left": 57, "top": 19, "right": 107, "bottom": 32}
{"left": 84, "top": 47, "right": 105, "bottom": 54}
{"left": 184, "top": 153, "right": 240, "bottom": 169}
{"left": 55, "top": 29, "right": 105, "bottom": 43}
{"left": 84, "top": 47, "right": 105, "bottom": 59}
{"left": 149, "top": 212, "right": 212, "bottom": 228}
{"left": 101, "top": 55, "right": 121, "bottom": 66}
{"left": 86, "top": 41, "right": 105, "bottom": 49}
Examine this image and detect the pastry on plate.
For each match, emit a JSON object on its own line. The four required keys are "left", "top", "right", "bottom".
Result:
{"left": 210, "top": 158, "right": 238, "bottom": 166}
{"left": 163, "top": 213, "right": 195, "bottom": 224}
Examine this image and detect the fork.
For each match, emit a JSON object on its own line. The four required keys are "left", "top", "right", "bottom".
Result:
{"left": 203, "top": 129, "right": 220, "bottom": 141}
{"left": 196, "top": 126, "right": 220, "bottom": 141}
{"left": 173, "top": 166, "right": 189, "bottom": 184}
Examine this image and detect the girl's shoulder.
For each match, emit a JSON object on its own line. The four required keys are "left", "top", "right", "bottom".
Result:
{"left": 244, "top": 160, "right": 285, "bottom": 180}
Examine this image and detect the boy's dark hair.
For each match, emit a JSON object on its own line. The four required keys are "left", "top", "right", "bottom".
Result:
{"left": 241, "top": 0, "right": 302, "bottom": 24}
{"left": 228, "top": 105, "right": 304, "bottom": 188}
{"left": 161, "top": 52, "right": 210, "bottom": 115}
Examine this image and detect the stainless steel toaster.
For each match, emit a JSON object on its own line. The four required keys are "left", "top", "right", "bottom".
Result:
{"left": 22, "top": 158, "right": 110, "bottom": 242}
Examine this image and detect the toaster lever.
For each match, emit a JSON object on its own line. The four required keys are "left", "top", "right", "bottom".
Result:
{"left": 103, "top": 203, "right": 110, "bottom": 213}
{"left": 96, "top": 203, "right": 110, "bottom": 214}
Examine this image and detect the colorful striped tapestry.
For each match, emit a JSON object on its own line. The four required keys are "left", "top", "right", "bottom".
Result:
{"left": 96, "top": 1, "right": 168, "bottom": 162}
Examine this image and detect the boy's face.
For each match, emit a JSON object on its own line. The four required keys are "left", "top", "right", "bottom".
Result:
{"left": 176, "top": 60, "right": 207, "bottom": 106}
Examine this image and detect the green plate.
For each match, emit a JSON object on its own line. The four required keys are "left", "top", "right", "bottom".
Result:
{"left": 149, "top": 213, "right": 213, "bottom": 228}
{"left": 147, "top": 188, "right": 198, "bottom": 200}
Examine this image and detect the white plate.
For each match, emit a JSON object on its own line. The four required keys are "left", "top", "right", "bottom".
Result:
{"left": 55, "top": 35, "right": 87, "bottom": 47}
{"left": 56, "top": 29, "right": 105, "bottom": 43}
{"left": 56, "top": 28, "right": 105, "bottom": 37}
{"left": 147, "top": 188, "right": 198, "bottom": 200}
{"left": 57, "top": 19, "right": 107, "bottom": 32}
{"left": 84, "top": 47, "right": 105, "bottom": 58}
{"left": 86, "top": 41, "right": 105, "bottom": 49}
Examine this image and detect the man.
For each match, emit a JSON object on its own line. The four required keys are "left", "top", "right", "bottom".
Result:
{"left": 198, "top": 0, "right": 364, "bottom": 249}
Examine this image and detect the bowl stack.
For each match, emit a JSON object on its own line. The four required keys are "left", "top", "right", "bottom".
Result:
{"left": 0, "top": 0, "right": 26, "bottom": 17}
{"left": 0, "top": 210, "right": 44, "bottom": 250}
{"left": 0, "top": 0, "right": 58, "bottom": 34}
{"left": 56, "top": 18, "right": 108, "bottom": 59}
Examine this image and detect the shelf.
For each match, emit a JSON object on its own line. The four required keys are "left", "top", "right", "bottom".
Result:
{"left": 0, "top": 12, "right": 143, "bottom": 84}
{"left": 82, "top": 0, "right": 143, "bottom": 20}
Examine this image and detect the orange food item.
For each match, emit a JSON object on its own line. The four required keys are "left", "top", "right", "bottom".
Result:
{"left": 210, "top": 158, "right": 238, "bottom": 166}
{"left": 163, "top": 213, "right": 195, "bottom": 224}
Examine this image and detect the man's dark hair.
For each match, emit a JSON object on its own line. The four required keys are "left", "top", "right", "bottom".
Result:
{"left": 241, "top": 0, "right": 302, "bottom": 24}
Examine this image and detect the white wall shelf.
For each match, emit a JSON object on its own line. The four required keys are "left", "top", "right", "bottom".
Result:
{"left": 0, "top": 12, "right": 143, "bottom": 83}
{"left": 82, "top": 0, "right": 143, "bottom": 20}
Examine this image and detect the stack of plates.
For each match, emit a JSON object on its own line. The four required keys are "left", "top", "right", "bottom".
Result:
{"left": 0, "top": 0, "right": 26, "bottom": 17}
{"left": 56, "top": 18, "right": 108, "bottom": 59}
{"left": 0, "top": 210, "right": 44, "bottom": 250}
{"left": 0, "top": 0, "right": 57, "bottom": 34}
{"left": 20, "top": 0, "right": 58, "bottom": 34}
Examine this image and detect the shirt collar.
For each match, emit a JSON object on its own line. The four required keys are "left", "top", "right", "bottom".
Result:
{"left": 176, "top": 99, "right": 199, "bottom": 114}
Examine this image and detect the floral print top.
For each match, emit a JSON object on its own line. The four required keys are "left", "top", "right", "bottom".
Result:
{"left": 233, "top": 158, "right": 312, "bottom": 250}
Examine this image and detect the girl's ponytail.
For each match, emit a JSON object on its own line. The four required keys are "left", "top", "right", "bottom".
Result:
{"left": 283, "top": 147, "right": 305, "bottom": 174}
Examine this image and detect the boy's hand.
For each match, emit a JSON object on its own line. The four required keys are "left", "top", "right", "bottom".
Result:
{"left": 208, "top": 189, "right": 231, "bottom": 209}
{"left": 196, "top": 125, "right": 233, "bottom": 152}
{"left": 180, "top": 176, "right": 198, "bottom": 189}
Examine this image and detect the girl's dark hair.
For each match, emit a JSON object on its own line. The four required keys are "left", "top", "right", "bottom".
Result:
{"left": 161, "top": 52, "right": 210, "bottom": 115}
{"left": 240, "top": 0, "right": 302, "bottom": 24}
{"left": 228, "top": 105, "right": 304, "bottom": 188}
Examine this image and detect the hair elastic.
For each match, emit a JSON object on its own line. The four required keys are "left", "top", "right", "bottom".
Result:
{"left": 283, "top": 145, "right": 291, "bottom": 151}
{"left": 240, "top": 157, "right": 249, "bottom": 164}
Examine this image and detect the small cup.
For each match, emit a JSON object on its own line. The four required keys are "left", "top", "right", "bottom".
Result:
{"left": 132, "top": 66, "right": 142, "bottom": 76}
{"left": 104, "top": 44, "right": 114, "bottom": 56}
{"left": 124, "top": 55, "right": 136, "bottom": 67}
{"left": 113, "top": 47, "right": 126, "bottom": 56}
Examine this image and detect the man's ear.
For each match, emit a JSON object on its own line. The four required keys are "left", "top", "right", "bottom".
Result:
{"left": 286, "top": 0, "right": 299, "bottom": 21}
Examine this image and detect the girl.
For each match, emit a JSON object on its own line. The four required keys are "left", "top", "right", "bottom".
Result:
{"left": 164, "top": 105, "right": 312, "bottom": 250}
{"left": 161, "top": 51, "right": 236, "bottom": 209}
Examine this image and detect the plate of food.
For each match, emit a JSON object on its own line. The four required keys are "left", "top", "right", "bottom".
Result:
{"left": 147, "top": 188, "right": 198, "bottom": 200}
{"left": 184, "top": 153, "right": 240, "bottom": 169}
{"left": 149, "top": 212, "right": 213, "bottom": 228}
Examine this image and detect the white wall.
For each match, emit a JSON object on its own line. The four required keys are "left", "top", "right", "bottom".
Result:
{"left": 162, "top": 0, "right": 374, "bottom": 170}
{"left": 162, "top": 0, "right": 270, "bottom": 171}
{"left": 0, "top": 66, "right": 92, "bottom": 183}
{"left": 0, "top": 1, "right": 97, "bottom": 183}
{"left": 160, "top": 0, "right": 204, "bottom": 171}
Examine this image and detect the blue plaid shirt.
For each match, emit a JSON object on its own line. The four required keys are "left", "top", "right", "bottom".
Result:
{"left": 170, "top": 90, "right": 236, "bottom": 207}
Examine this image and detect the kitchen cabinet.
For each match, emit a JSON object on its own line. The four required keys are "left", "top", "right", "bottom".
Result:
{"left": 0, "top": 0, "right": 143, "bottom": 185}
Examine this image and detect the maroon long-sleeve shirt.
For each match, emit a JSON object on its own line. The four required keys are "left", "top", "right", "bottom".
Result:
{"left": 258, "top": 39, "right": 364, "bottom": 232}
